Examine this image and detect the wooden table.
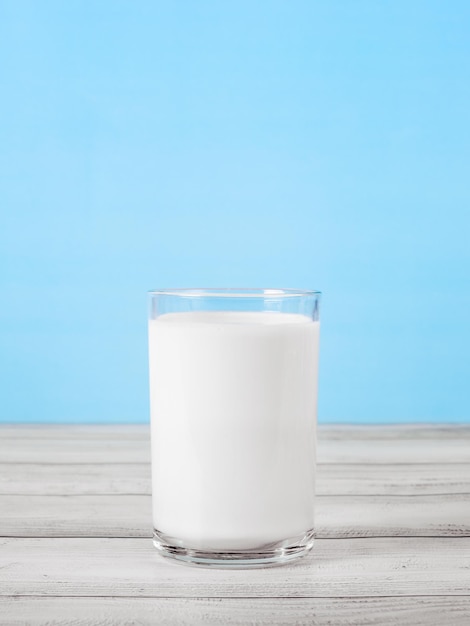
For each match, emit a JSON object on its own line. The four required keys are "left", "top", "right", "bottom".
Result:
{"left": 1, "top": 424, "right": 469, "bottom": 625}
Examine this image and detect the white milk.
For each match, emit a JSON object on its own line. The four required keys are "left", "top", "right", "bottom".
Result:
{"left": 149, "top": 311, "right": 320, "bottom": 551}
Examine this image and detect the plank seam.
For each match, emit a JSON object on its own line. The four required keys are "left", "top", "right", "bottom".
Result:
{"left": 2, "top": 594, "right": 470, "bottom": 599}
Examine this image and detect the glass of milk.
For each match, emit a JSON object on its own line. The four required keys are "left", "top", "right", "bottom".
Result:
{"left": 148, "top": 288, "right": 321, "bottom": 567}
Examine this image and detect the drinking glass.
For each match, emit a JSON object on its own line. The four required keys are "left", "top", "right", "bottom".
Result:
{"left": 148, "top": 288, "right": 321, "bottom": 567}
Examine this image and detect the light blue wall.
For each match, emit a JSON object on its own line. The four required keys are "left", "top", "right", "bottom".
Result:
{"left": 1, "top": 0, "right": 469, "bottom": 423}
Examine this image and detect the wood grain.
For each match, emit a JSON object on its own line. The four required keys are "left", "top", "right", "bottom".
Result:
{"left": 318, "top": 439, "right": 470, "bottom": 463}
{"left": 1, "top": 424, "right": 468, "bottom": 625}
{"left": 1, "top": 537, "right": 470, "bottom": 598}
{"left": 1, "top": 493, "right": 469, "bottom": 538}
{"left": 0, "top": 438, "right": 151, "bottom": 464}
{"left": 1, "top": 424, "right": 469, "bottom": 439}
{"left": 2, "top": 596, "right": 470, "bottom": 626}
{"left": 1, "top": 425, "right": 469, "bottom": 464}
{"left": 1, "top": 462, "right": 469, "bottom": 495}
{"left": 0, "top": 425, "right": 151, "bottom": 439}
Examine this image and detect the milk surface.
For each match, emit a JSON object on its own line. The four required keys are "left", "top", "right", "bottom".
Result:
{"left": 149, "top": 311, "right": 319, "bottom": 550}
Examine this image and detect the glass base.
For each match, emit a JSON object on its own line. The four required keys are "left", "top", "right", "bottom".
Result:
{"left": 152, "top": 528, "right": 315, "bottom": 568}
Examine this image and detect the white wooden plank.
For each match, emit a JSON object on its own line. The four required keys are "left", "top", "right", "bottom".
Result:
{"left": 318, "top": 439, "right": 470, "bottom": 464}
{"left": 316, "top": 463, "right": 470, "bottom": 495}
{"left": 2, "top": 437, "right": 470, "bottom": 464}
{"left": 318, "top": 494, "right": 470, "bottom": 538}
{"left": 1, "top": 425, "right": 469, "bottom": 464}
{"left": 0, "top": 425, "right": 150, "bottom": 439}
{"left": 1, "top": 462, "right": 468, "bottom": 496}
{"left": 0, "top": 464, "right": 151, "bottom": 495}
{"left": 1, "top": 424, "right": 469, "bottom": 440}
{"left": 1, "top": 494, "right": 468, "bottom": 538}
{"left": 1, "top": 596, "right": 469, "bottom": 626}
{"left": 0, "top": 495, "right": 151, "bottom": 538}
{"left": 319, "top": 424, "right": 470, "bottom": 440}
{"left": 1, "top": 537, "right": 469, "bottom": 597}
{"left": 0, "top": 439, "right": 151, "bottom": 464}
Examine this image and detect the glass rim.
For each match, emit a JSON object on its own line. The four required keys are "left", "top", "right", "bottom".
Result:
{"left": 148, "top": 287, "right": 321, "bottom": 298}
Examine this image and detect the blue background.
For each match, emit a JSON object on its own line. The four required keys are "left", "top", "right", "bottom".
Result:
{"left": 1, "top": 0, "right": 469, "bottom": 423}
